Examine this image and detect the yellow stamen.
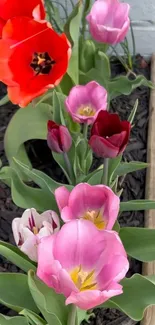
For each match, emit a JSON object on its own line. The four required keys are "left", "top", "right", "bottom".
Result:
{"left": 38, "top": 57, "right": 45, "bottom": 65}
{"left": 78, "top": 105, "right": 95, "bottom": 117}
{"left": 33, "top": 227, "right": 38, "bottom": 235}
{"left": 83, "top": 210, "right": 106, "bottom": 230}
{"left": 70, "top": 265, "right": 97, "bottom": 291}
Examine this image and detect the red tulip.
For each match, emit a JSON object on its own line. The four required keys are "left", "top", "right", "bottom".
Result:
{"left": 0, "top": 17, "right": 71, "bottom": 107}
{"left": 47, "top": 121, "right": 72, "bottom": 153}
{"left": 0, "top": 0, "right": 45, "bottom": 37}
{"left": 89, "top": 111, "right": 131, "bottom": 158}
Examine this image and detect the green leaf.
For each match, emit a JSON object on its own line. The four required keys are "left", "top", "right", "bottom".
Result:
{"left": 80, "top": 68, "right": 107, "bottom": 88}
{"left": 0, "top": 167, "right": 57, "bottom": 212}
{"left": 85, "top": 167, "right": 103, "bottom": 185}
{"left": 80, "top": 39, "right": 96, "bottom": 73}
{"left": 53, "top": 144, "right": 76, "bottom": 185}
{"left": 113, "top": 220, "right": 120, "bottom": 232}
{"left": 120, "top": 227, "right": 155, "bottom": 262}
{"left": 20, "top": 310, "right": 46, "bottom": 325}
{"left": 67, "top": 114, "right": 81, "bottom": 134}
{"left": 13, "top": 158, "right": 72, "bottom": 194}
{"left": 0, "top": 314, "right": 28, "bottom": 325}
{"left": 64, "top": 1, "right": 83, "bottom": 84}
{"left": 28, "top": 270, "right": 70, "bottom": 325}
{"left": 113, "top": 161, "right": 148, "bottom": 178}
{"left": 103, "top": 274, "right": 155, "bottom": 321}
{"left": 108, "top": 75, "right": 154, "bottom": 99}
{"left": 0, "top": 241, "right": 36, "bottom": 273}
{"left": 128, "top": 99, "right": 139, "bottom": 124}
{"left": 53, "top": 91, "right": 66, "bottom": 125}
{"left": 95, "top": 51, "right": 111, "bottom": 81}
{"left": 0, "top": 94, "right": 9, "bottom": 106}
{"left": 120, "top": 200, "right": 155, "bottom": 212}
{"left": 4, "top": 103, "right": 53, "bottom": 178}
{"left": 0, "top": 273, "right": 39, "bottom": 313}
{"left": 108, "top": 156, "right": 122, "bottom": 184}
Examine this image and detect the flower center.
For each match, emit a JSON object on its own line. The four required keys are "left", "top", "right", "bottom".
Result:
{"left": 29, "top": 214, "right": 39, "bottom": 234}
{"left": 30, "top": 52, "right": 55, "bottom": 75}
{"left": 82, "top": 210, "right": 106, "bottom": 230}
{"left": 70, "top": 265, "right": 97, "bottom": 291}
{"left": 78, "top": 105, "right": 96, "bottom": 117}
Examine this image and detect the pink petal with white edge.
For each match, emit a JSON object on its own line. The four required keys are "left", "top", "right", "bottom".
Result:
{"left": 55, "top": 186, "right": 70, "bottom": 211}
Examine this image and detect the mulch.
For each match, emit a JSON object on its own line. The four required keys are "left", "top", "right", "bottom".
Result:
{"left": 0, "top": 56, "right": 150, "bottom": 324}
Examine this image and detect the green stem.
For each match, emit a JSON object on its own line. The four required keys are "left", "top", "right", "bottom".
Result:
{"left": 63, "top": 152, "right": 75, "bottom": 185}
{"left": 67, "top": 305, "right": 77, "bottom": 325}
{"left": 101, "top": 158, "right": 109, "bottom": 185}
{"left": 83, "top": 124, "right": 88, "bottom": 141}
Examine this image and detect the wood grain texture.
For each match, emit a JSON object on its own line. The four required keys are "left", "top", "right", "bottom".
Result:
{"left": 141, "top": 54, "right": 155, "bottom": 325}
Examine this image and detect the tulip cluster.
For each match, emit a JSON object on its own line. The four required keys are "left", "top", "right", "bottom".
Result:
{"left": 12, "top": 184, "right": 129, "bottom": 310}
{"left": 1, "top": 0, "right": 143, "bottom": 323}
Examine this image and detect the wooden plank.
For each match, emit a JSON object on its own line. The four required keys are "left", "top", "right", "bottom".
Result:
{"left": 141, "top": 54, "right": 155, "bottom": 325}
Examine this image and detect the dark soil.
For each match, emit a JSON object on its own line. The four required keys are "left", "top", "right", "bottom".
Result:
{"left": 0, "top": 56, "right": 150, "bottom": 324}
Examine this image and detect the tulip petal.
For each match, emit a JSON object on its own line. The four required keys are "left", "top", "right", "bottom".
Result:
{"left": 66, "top": 286, "right": 123, "bottom": 310}
{"left": 53, "top": 219, "right": 105, "bottom": 270}
{"left": 89, "top": 135, "right": 119, "bottom": 158}
{"left": 21, "top": 234, "right": 38, "bottom": 262}
{"left": 55, "top": 186, "right": 70, "bottom": 212}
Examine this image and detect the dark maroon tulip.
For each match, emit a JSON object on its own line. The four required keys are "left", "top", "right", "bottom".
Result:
{"left": 47, "top": 120, "right": 72, "bottom": 153}
{"left": 89, "top": 111, "right": 131, "bottom": 158}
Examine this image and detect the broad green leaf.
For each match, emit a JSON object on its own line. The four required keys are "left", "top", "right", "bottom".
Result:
{"left": 0, "top": 94, "right": 9, "bottom": 106}
{"left": 0, "top": 167, "right": 57, "bottom": 212}
{"left": 0, "top": 273, "right": 39, "bottom": 313}
{"left": 13, "top": 158, "right": 72, "bottom": 194}
{"left": 113, "top": 161, "right": 148, "bottom": 178}
{"left": 59, "top": 73, "right": 75, "bottom": 95}
{"left": 20, "top": 310, "right": 46, "bottom": 325}
{"left": 108, "top": 75, "right": 154, "bottom": 99}
{"left": 120, "top": 200, "right": 155, "bottom": 212}
{"left": 0, "top": 241, "right": 36, "bottom": 273}
{"left": 103, "top": 274, "right": 155, "bottom": 321}
{"left": 28, "top": 270, "right": 70, "bottom": 325}
{"left": 80, "top": 68, "right": 107, "bottom": 89}
{"left": 67, "top": 114, "right": 81, "bottom": 134}
{"left": 64, "top": 1, "right": 83, "bottom": 84}
{"left": 95, "top": 51, "right": 111, "bottom": 81}
{"left": 128, "top": 99, "right": 139, "bottom": 124}
{"left": 120, "top": 227, "right": 155, "bottom": 262}
{"left": 4, "top": 103, "right": 53, "bottom": 178}
{"left": 0, "top": 314, "right": 28, "bottom": 325}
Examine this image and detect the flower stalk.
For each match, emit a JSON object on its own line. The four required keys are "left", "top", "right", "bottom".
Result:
{"left": 63, "top": 152, "right": 75, "bottom": 185}
{"left": 102, "top": 158, "right": 109, "bottom": 185}
{"left": 67, "top": 304, "right": 77, "bottom": 325}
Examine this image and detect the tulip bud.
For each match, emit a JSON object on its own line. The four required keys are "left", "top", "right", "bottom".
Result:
{"left": 47, "top": 120, "right": 72, "bottom": 153}
{"left": 89, "top": 111, "right": 131, "bottom": 158}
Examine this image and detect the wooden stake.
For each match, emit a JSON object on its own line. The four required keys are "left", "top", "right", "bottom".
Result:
{"left": 141, "top": 54, "right": 155, "bottom": 325}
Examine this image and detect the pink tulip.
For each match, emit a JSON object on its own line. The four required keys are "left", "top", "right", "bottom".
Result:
{"left": 65, "top": 81, "right": 107, "bottom": 125}
{"left": 37, "top": 219, "right": 129, "bottom": 310}
{"left": 86, "top": 0, "right": 130, "bottom": 45}
{"left": 12, "top": 208, "right": 60, "bottom": 261}
{"left": 55, "top": 183, "right": 119, "bottom": 230}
